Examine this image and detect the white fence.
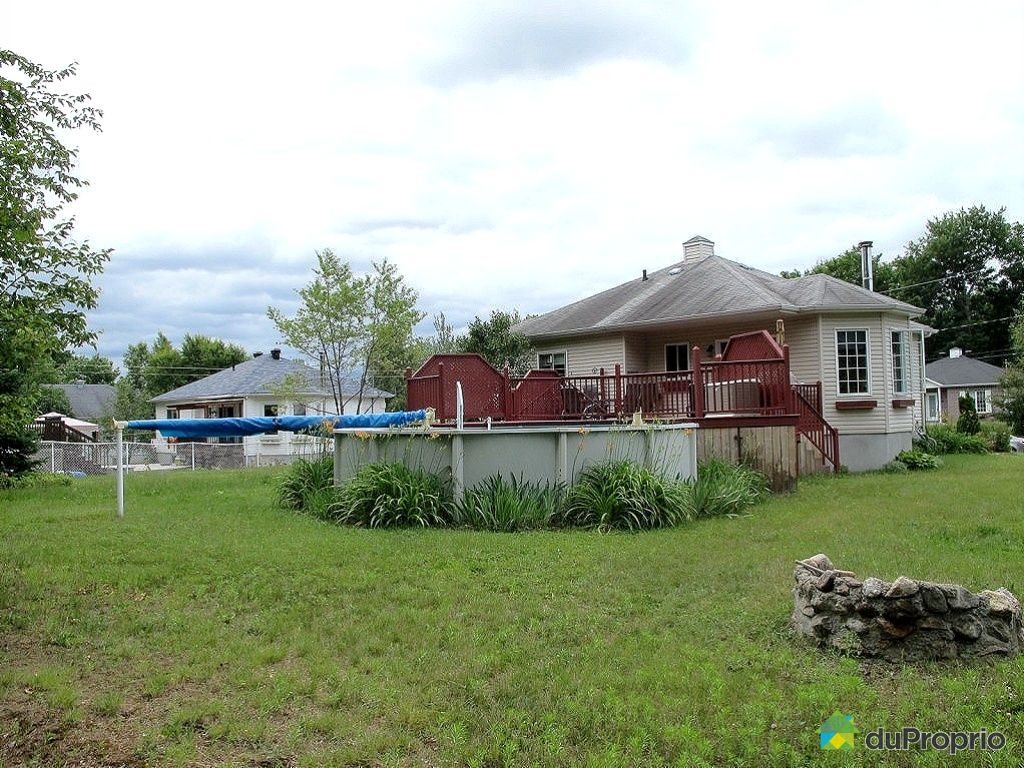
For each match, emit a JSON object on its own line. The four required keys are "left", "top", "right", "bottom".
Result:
{"left": 32, "top": 439, "right": 331, "bottom": 475}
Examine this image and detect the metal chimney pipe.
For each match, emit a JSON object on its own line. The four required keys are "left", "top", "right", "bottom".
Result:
{"left": 858, "top": 241, "right": 874, "bottom": 292}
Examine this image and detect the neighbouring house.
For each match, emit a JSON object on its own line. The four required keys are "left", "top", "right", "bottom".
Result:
{"left": 511, "top": 236, "right": 931, "bottom": 472}
{"left": 49, "top": 383, "right": 116, "bottom": 422}
{"left": 924, "top": 347, "right": 1006, "bottom": 423}
{"left": 150, "top": 348, "right": 393, "bottom": 462}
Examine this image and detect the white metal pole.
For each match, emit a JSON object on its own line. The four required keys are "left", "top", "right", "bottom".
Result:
{"left": 50, "top": 442, "right": 55, "bottom": 473}
{"left": 191, "top": 442, "right": 196, "bottom": 471}
{"left": 115, "top": 425, "right": 125, "bottom": 518}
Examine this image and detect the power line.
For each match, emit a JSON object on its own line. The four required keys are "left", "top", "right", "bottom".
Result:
{"left": 879, "top": 268, "right": 993, "bottom": 296}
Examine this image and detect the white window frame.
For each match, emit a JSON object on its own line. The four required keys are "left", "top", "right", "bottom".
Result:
{"left": 890, "top": 329, "right": 910, "bottom": 395}
{"left": 925, "top": 391, "right": 940, "bottom": 421}
{"left": 664, "top": 342, "right": 691, "bottom": 372}
{"left": 834, "top": 328, "right": 872, "bottom": 396}
{"left": 293, "top": 402, "right": 307, "bottom": 416}
{"left": 971, "top": 388, "right": 991, "bottom": 414}
{"left": 714, "top": 339, "right": 729, "bottom": 358}
{"left": 537, "top": 351, "right": 567, "bottom": 376}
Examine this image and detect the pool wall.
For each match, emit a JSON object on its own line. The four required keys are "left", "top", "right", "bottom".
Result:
{"left": 332, "top": 423, "right": 699, "bottom": 502}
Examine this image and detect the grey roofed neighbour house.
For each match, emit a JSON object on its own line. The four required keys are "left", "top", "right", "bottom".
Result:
{"left": 515, "top": 253, "right": 924, "bottom": 340}
{"left": 925, "top": 355, "right": 1008, "bottom": 387}
{"left": 49, "top": 383, "right": 116, "bottom": 421}
{"left": 150, "top": 354, "right": 395, "bottom": 404}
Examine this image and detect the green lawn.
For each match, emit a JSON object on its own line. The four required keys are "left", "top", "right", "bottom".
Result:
{"left": 1, "top": 455, "right": 1023, "bottom": 767}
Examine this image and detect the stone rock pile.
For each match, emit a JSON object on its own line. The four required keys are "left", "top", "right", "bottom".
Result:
{"left": 792, "top": 554, "right": 1023, "bottom": 661}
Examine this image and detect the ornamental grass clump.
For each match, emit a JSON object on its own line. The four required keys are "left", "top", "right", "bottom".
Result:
{"left": 330, "top": 462, "right": 453, "bottom": 528}
{"left": 557, "top": 460, "right": 691, "bottom": 531}
{"left": 684, "top": 459, "right": 770, "bottom": 519}
{"left": 454, "top": 475, "right": 563, "bottom": 532}
{"left": 276, "top": 455, "right": 335, "bottom": 517}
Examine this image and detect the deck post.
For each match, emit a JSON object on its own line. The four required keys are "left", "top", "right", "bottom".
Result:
{"left": 614, "top": 364, "right": 622, "bottom": 415}
{"left": 503, "top": 364, "right": 512, "bottom": 421}
{"left": 599, "top": 367, "right": 606, "bottom": 408}
{"left": 437, "top": 362, "right": 446, "bottom": 421}
{"left": 691, "top": 346, "right": 704, "bottom": 418}
{"left": 782, "top": 344, "right": 794, "bottom": 413}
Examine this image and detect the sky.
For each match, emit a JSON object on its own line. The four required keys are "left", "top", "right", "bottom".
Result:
{"left": 8, "top": 0, "right": 1024, "bottom": 369}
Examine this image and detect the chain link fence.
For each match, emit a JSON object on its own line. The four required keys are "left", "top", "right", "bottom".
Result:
{"left": 31, "top": 439, "right": 330, "bottom": 475}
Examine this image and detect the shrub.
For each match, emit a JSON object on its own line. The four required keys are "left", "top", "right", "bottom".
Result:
{"left": 557, "top": 461, "right": 690, "bottom": 531}
{"left": 979, "top": 419, "right": 1012, "bottom": 452}
{"left": 957, "top": 394, "right": 981, "bottom": 435}
{"left": 0, "top": 472, "right": 73, "bottom": 490}
{"left": 331, "top": 462, "right": 452, "bottom": 528}
{"left": 454, "top": 475, "right": 563, "bottom": 532}
{"left": 882, "top": 459, "right": 909, "bottom": 474}
{"left": 925, "top": 423, "right": 988, "bottom": 454}
{"left": 276, "top": 455, "right": 335, "bottom": 516}
{"left": 684, "top": 459, "right": 770, "bottom": 519}
{"left": 894, "top": 449, "right": 942, "bottom": 470}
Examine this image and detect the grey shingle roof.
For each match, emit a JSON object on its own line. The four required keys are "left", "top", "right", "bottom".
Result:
{"left": 516, "top": 254, "right": 923, "bottom": 339}
{"left": 51, "top": 383, "right": 116, "bottom": 421}
{"left": 151, "top": 355, "right": 394, "bottom": 403}
{"left": 925, "top": 355, "right": 1007, "bottom": 387}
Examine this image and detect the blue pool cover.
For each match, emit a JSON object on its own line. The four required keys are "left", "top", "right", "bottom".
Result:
{"left": 126, "top": 410, "right": 429, "bottom": 438}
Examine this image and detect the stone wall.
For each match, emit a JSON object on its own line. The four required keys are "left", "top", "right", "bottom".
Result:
{"left": 792, "top": 554, "right": 1023, "bottom": 661}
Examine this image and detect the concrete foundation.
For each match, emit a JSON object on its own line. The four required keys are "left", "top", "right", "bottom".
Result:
{"left": 839, "top": 432, "right": 912, "bottom": 472}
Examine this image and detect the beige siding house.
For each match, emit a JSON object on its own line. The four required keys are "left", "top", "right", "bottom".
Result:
{"left": 518, "top": 236, "right": 931, "bottom": 471}
{"left": 924, "top": 349, "right": 1006, "bottom": 423}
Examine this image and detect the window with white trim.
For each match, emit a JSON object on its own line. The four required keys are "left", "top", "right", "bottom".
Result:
{"left": 264, "top": 403, "right": 279, "bottom": 435}
{"left": 971, "top": 388, "right": 991, "bottom": 414}
{"left": 538, "top": 352, "right": 566, "bottom": 376}
{"left": 926, "top": 392, "right": 939, "bottom": 421}
{"left": 891, "top": 330, "right": 909, "bottom": 395}
{"left": 836, "top": 329, "right": 870, "bottom": 395}
{"left": 293, "top": 402, "right": 307, "bottom": 416}
{"left": 665, "top": 343, "right": 690, "bottom": 372}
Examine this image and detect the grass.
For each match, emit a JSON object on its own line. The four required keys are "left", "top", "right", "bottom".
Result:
{"left": 0, "top": 455, "right": 1022, "bottom": 766}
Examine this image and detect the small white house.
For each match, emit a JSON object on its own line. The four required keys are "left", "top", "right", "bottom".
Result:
{"left": 149, "top": 349, "right": 393, "bottom": 463}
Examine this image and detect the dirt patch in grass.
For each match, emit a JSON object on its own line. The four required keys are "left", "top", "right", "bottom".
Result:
{"left": 0, "top": 692, "right": 146, "bottom": 767}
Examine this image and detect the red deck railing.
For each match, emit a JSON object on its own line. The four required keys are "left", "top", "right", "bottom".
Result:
{"left": 793, "top": 381, "right": 840, "bottom": 470}
{"left": 405, "top": 333, "right": 840, "bottom": 471}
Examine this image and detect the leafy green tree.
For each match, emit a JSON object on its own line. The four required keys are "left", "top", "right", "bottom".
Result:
{"left": 268, "top": 250, "right": 424, "bottom": 414}
{"left": 995, "top": 297, "right": 1024, "bottom": 434}
{"left": 781, "top": 247, "right": 896, "bottom": 292}
{"left": 122, "top": 332, "right": 247, "bottom": 400}
{"left": 0, "top": 50, "right": 110, "bottom": 475}
{"left": 46, "top": 353, "right": 119, "bottom": 384}
{"left": 459, "top": 310, "right": 535, "bottom": 374}
{"left": 896, "top": 206, "right": 1024, "bottom": 359}
{"left": 34, "top": 386, "right": 73, "bottom": 416}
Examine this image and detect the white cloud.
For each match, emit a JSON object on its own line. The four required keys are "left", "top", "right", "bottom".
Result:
{"left": 6, "top": 0, "right": 1023, "bottom": 366}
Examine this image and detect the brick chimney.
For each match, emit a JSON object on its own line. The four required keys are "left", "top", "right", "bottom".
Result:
{"left": 682, "top": 235, "right": 714, "bottom": 264}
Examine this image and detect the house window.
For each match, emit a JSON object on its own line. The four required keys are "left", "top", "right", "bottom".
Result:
{"left": 167, "top": 408, "right": 179, "bottom": 420}
{"left": 705, "top": 339, "right": 729, "bottom": 359}
{"left": 264, "top": 404, "right": 279, "bottom": 435}
{"left": 293, "top": 402, "right": 307, "bottom": 416}
{"left": 665, "top": 343, "right": 690, "bottom": 372}
{"left": 926, "top": 392, "right": 939, "bottom": 421}
{"left": 538, "top": 352, "right": 566, "bottom": 376}
{"left": 836, "top": 329, "right": 870, "bottom": 395}
{"left": 890, "top": 330, "right": 909, "bottom": 395}
{"left": 971, "top": 389, "right": 991, "bottom": 414}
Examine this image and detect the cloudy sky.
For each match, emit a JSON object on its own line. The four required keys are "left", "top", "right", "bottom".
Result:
{"left": 9, "top": 0, "right": 1024, "bottom": 367}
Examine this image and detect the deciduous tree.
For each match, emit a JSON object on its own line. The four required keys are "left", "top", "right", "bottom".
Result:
{"left": 0, "top": 50, "right": 110, "bottom": 475}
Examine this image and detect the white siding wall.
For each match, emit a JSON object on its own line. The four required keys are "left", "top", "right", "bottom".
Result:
{"left": 536, "top": 335, "right": 626, "bottom": 376}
